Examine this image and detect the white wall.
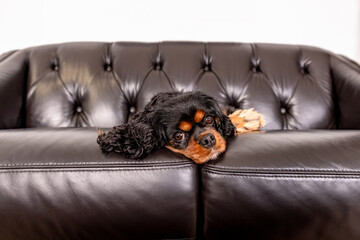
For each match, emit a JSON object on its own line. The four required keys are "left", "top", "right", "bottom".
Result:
{"left": 1, "top": 0, "right": 359, "bottom": 62}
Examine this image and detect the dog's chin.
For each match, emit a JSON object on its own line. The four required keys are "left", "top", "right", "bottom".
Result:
{"left": 188, "top": 149, "right": 224, "bottom": 164}
{"left": 166, "top": 145, "right": 225, "bottom": 164}
{"left": 209, "top": 149, "right": 222, "bottom": 160}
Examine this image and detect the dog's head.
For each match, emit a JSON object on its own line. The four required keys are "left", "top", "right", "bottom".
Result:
{"left": 97, "top": 91, "right": 235, "bottom": 164}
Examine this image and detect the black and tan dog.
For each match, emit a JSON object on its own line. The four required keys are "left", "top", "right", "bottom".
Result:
{"left": 97, "top": 91, "right": 264, "bottom": 164}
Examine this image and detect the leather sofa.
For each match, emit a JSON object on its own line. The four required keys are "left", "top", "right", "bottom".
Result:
{"left": 0, "top": 42, "right": 360, "bottom": 240}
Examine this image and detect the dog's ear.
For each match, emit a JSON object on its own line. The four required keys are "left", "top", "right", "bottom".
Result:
{"left": 217, "top": 114, "right": 236, "bottom": 139}
{"left": 97, "top": 121, "right": 163, "bottom": 159}
{"left": 212, "top": 104, "right": 235, "bottom": 139}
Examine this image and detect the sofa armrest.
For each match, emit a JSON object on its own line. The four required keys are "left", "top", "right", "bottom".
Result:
{"left": 331, "top": 54, "right": 360, "bottom": 129}
{"left": 0, "top": 50, "right": 28, "bottom": 128}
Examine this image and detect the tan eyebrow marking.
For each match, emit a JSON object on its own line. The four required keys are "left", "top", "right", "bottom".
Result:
{"left": 179, "top": 121, "right": 193, "bottom": 132}
{"left": 194, "top": 109, "right": 205, "bottom": 123}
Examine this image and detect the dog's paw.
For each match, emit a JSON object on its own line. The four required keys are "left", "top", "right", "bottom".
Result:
{"left": 228, "top": 108, "right": 265, "bottom": 134}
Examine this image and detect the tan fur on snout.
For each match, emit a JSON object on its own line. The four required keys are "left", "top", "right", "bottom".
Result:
{"left": 166, "top": 129, "right": 226, "bottom": 164}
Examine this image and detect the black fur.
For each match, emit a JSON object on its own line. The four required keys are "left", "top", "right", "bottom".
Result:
{"left": 97, "top": 91, "right": 236, "bottom": 158}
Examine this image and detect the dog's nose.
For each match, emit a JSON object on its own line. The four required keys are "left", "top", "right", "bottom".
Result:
{"left": 199, "top": 133, "right": 216, "bottom": 149}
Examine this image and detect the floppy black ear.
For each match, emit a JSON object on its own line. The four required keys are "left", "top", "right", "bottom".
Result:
{"left": 213, "top": 105, "right": 236, "bottom": 139}
{"left": 219, "top": 115, "right": 236, "bottom": 139}
{"left": 97, "top": 121, "right": 161, "bottom": 159}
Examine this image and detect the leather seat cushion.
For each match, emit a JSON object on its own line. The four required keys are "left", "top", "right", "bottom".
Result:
{"left": 202, "top": 131, "right": 360, "bottom": 240}
{"left": 0, "top": 128, "right": 197, "bottom": 239}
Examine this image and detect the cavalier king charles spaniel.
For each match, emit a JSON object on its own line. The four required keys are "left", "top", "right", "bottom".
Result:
{"left": 97, "top": 91, "right": 264, "bottom": 164}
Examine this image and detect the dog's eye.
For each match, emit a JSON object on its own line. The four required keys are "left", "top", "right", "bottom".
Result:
{"left": 205, "top": 116, "right": 214, "bottom": 125}
{"left": 173, "top": 132, "right": 185, "bottom": 141}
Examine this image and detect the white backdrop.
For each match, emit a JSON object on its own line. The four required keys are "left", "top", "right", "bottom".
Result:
{"left": 1, "top": 0, "right": 359, "bottom": 62}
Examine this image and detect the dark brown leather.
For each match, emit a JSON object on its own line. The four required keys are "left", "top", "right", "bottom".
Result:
{"left": 0, "top": 50, "right": 27, "bottom": 128}
{"left": 0, "top": 128, "right": 197, "bottom": 239}
{"left": 202, "top": 131, "right": 360, "bottom": 239}
{"left": 331, "top": 55, "right": 360, "bottom": 129}
{"left": 1, "top": 42, "right": 360, "bottom": 239}
{"left": 2, "top": 42, "right": 358, "bottom": 129}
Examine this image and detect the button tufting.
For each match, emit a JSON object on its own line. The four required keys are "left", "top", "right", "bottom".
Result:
{"left": 280, "top": 107, "right": 287, "bottom": 114}
{"left": 301, "top": 66, "right": 309, "bottom": 74}
{"left": 104, "top": 56, "right": 112, "bottom": 72}
{"left": 251, "top": 57, "right": 261, "bottom": 73}
{"left": 76, "top": 106, "right": 83, "bottom": 113}
{"left": 202, "top": 54, "right": 213, "bottom": 72}
{"left": 51, "top": 57, "right": 59, "bottom": 71}
{"left": 154, "top": 52, "right": 163, "bottom": 71}
{"left": 299, "top": 58, "right": 311, "bottom": 74}
{"left": 129, "top": 106, "right": 136, "bottom": 113}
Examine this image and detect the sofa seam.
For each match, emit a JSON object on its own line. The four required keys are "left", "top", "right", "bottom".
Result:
{"left": 0, "top": 160, "right": 191, "bottom": 167}
{"left": 203, "top": 166, "right": 360, "bottom": 174}
{"left": 202, "top": 170, "right": 360, "bottom": 179}
{"left": 161, "top": 237, "right": 195, "bottom": 240}
{"left": 0, "top": 165, "right": 196, "bottom": 174}
{"left": 0, "top": 50, "right": 18, "bottom": 64}
{"left": 332, "top": 54, "right": 360, "bottom": 74}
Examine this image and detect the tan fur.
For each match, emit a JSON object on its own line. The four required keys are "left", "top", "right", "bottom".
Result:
{"left": 194, "top": 109, "right": 205, "bottom": 123}
{"left": 179, "top": 121, "right": 193, "bottom": 132}
{"left": 166, "top": 129, "right": 226, "bottom": 164}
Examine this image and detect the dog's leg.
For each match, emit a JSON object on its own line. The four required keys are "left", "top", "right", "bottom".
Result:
{"left": 228, "top": 108, "right": 265, "bottom": 134}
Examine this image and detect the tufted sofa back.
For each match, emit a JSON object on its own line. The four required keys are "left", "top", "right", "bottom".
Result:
{"left": 0, "top": 42, "right": 359, "bottom": 130}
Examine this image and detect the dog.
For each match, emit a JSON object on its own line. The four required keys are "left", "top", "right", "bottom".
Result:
{"left": 97, "top": 91, "right": 265, "bottom": 164}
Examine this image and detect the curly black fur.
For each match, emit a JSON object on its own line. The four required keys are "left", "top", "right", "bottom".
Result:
{"left": 97, "top": 91, "right": 236, "bottom": 159}
{"left": 97, "top": 122, "right": 159, "bottom": 158}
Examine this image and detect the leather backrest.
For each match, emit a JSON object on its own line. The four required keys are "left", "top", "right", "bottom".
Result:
{"left": 0, "top": 50, "right": 28, "bottom": 128}
{"left": 1, "top": 41, "right": 360, "bottom": 129}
